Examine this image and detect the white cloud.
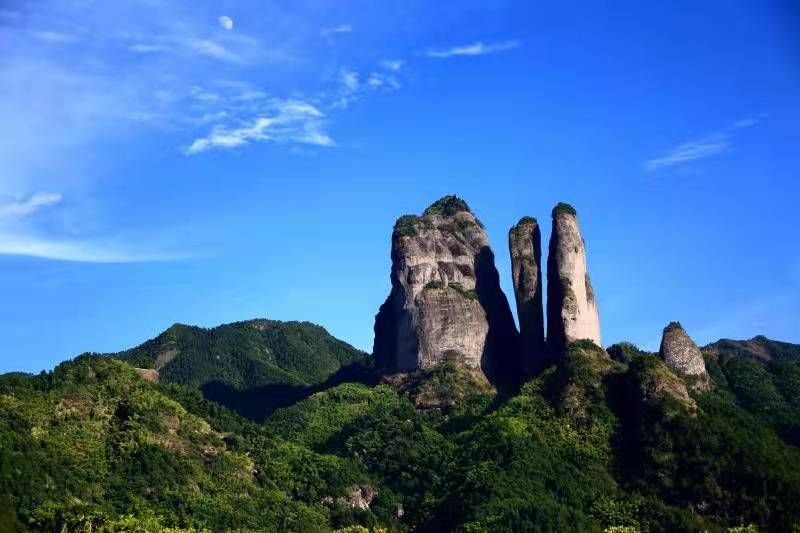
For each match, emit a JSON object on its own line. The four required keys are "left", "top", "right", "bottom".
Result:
{"left": 127, "top": 37, "right": 246, "bottom": 63}
{"left": 190, "top": 86, "right": 220, "bottom": 102}
{"left": 340, "top": 69, "right": 359, "bottom": 92}
{"left": 185, "top": 38, "right": 243, "bottom": 63}
{"left": 0, "top": 233, "right": 183, "bottom": 263}
{"left": 129, "top": 43, "right": 169, "bottom": 53}
{"left": 0, "top": 193, "right": 180, "bottom": 262}
{"left": 333, "top": 66, "right": 400, "bottom": 109}
{"left": 645, "top": 116, "right": 763, "bottom": 172}
{"left": 0, "top": 193, "right": 62, "bottom": 221}
{"left": 367, "top": 72, "right": 399, "bottom": 90}
{"left": 321, "top": 24, "right": 352, "bottom": 36}
{"left": 424, "top": 40, "right": 520, "bottom": 58}
{"left": 185, "top": 100, "right": 333, "bottom": 154}
{"left": 30, "top": 30, "right": 77, "bottom": 44}
{"left": 380, "top": 59, "right": 404, "bottom": 71}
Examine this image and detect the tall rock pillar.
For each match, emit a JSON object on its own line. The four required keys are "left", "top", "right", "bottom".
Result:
{"left": 373, "top": 196, "right": 519, "bottom": 382}
{"left": 546, "top": 203, "right": 601, "bottom": 353}
{"left": 509, "top": 217, "right": 547, "bottom": 372}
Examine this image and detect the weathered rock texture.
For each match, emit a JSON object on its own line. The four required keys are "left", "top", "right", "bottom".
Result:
{"left": 134, "top": 368, "right": 160, "bottom": 383}
{"left": 546, "top": 203, "right": 602, "bottom": 353}
{"left": 509, "top": 217, "right": 547, "bottom": 372}
{"left": 373, "top": 196, "right": 519, "bottom": 381}
{"left": 659, "top": 322, "right": 711, "bottom": 390}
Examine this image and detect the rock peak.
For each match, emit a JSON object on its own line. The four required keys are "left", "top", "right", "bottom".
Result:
{"left": 374, "top": 197, "right": 519, "bottom": 382}
{"left": 546, "top": 203, "right": 601, "bottom": 353}
{"left": 509, "top": 216, "right": 547, "bottom": 372}
{"left": 658, "top": 322, "right": 711, "bottom": 390}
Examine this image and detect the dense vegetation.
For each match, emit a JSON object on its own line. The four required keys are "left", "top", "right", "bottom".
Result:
{"left": 113, "top": 320, "right": 366, "bottom": 389}
{"left": 551, "top": 202, "right": 577, "bottom": 217}
{"left": 104, "top": 320, "right": 369, "bottom": 421}
{"left": 518, "top": 216, "right": 538, "bottom": 225}
{"left": 422, "top": 195, "right": 471, "bottom": 217}
{"left": 3, "top": 335, "right": 800, "bottom": 531}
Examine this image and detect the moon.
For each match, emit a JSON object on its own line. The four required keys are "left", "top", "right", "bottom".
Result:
{"left": 218, "top": 16, "right": 234, "bottom": 31}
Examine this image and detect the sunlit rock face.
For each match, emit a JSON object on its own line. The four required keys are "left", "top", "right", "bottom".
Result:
{"left": 546, "top": 203, "right": 601, "bottom": 353}
{"left": 659, "top": 322, "right": 712, "bottom": 391}
{"left": 373, "top": 196, "right": 519, "bottom": 382}
{"left": 509, "top": 216, "right": 547, "bottom": 372}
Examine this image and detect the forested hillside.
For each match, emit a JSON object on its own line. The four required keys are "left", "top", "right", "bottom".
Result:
{"left": 107, "top": 320, "right": 370, "bottom": 420}
{"left": 3, "top": 336, "right": 800, "bottom": 531}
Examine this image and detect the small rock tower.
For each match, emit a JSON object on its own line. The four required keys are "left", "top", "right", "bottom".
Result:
{"left": 659, "top": 322, "right": 711, "bottom": 390}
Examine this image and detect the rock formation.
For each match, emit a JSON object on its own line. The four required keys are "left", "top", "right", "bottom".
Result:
{"left": 134, "top": 368, "right": 160, "bottom": 383}
{"left": 659, "top": 322, "right": 711, "bottom": 390}
{"left": 508, "top": 216, "right": 547, "bottom": 372}
{"left": 373, "top": 196, "right": 519, "bottom": 381}
{"left": 546, "top": 203, "right": 602, "bottom": 353}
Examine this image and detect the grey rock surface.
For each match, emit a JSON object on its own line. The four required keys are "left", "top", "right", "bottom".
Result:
{"left": 373, "top": 196, "right": 519, "bottom": 381}
{"left": 546, "top": 204, "right": 602, "bottom": 352}
{"left": 509, "top": 217, "right": 547, "bottom": 372}
{"left": 659, "top": 322, "right": 711, "bottom": 390}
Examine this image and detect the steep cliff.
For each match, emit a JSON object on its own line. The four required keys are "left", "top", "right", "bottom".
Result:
{"left": 546, "top": 203, "right": 602, "bottom": 353}
{"left": 373, "top": 196, "right": 519, "bottom": 381}
{"left": 658, "top": 322, "right": 711, "bottom": 390}
{"left": 509, "top": 216, "right": 547, "bottom": 372}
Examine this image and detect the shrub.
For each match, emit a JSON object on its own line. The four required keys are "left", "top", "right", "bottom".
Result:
{"left": 423, "top": 195, "right": 471, "bottom": 217}
{"left": 552, "top": 202, "right": 577, "bottom": 216}
{"left": 393, "top": 215, "right": 421, "bottom": 238}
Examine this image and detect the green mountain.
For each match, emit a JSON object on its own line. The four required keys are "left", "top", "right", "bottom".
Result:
{"left": 4, "top": 336, "right": 800, "bottom": 531}
{"left": 0, "top": 356, "right": 338, "bottom": 531}
{"left": 114, "top": 320, "right": 368, "bottom": 388}
{"left": 108, "top": 320, "right": 371, "bottom": 421}
{"left": 705, "top": 335, "right": 800, "bottom": 363}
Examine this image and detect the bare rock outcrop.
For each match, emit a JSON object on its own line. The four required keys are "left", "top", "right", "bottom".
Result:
{"left": 659, "top": 322, "right": 711, "bottom": 390}
{"left": 546, "top": 203, "right": 601, "bottom": 353}
{"left": 321, "top": 485, "right": 376, "bottom": 510}
{"left": 373, "top": 196, "right": 519, "bottom": 381}
{"left": 134, "top": 368, "right": 160, "bottom": 383}
{"left": 509, "top": 217, "right": 547, "bottom": 372}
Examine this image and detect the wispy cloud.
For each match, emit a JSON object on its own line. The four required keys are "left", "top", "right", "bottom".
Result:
{"left": 0, "top": 233, "right": 184, "bottom": 263}
{"left": 340, "top": 68, "right": 359, "bottom": 92}
{"left": 424, "top": 40, "right": 520, "bottom": 58}
{"left": 127, "top": 36, "right": 248, "bottom": 64}
{"left": 0, "top": 193, "right": 180, "bottom": 262}
{"left": 321, "top": 24, "right": 352, "bottom": 36}
{"left": 0, "top": 193, "right": 62, "bottom": 221}
{"left": 128, "top": 43, "right": 169, "bottom": 53}
{"left": 184, "top": 38, "right": 243, "bottom": 63}
{"left": 333, "top": 66, "right": 400, "bottom": 109}
{"left": 30, "top": 30, "right": 76, "bottom": 43}
{"left": 380, "top": 59, "right": 404, "bottom": 71}
{"left": 645, "top": 116, "right": 764, "bottom": 172}
{"left": 185, "top": 100, "right": 334, "bottom": 154}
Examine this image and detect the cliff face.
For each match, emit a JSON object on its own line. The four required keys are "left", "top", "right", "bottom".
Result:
{"left": 659, "top": 322, "right": 711, "bottom": 390}
{"left": 373, "top": 196, "right": 519, "bottom": 381}
{"left": 509, "top": 217, "right": 547, "bottom": 372}
{"left": 546, "top": 203, "right": 601, "bottom": 353}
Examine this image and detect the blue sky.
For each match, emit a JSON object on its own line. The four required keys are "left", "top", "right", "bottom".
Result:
{"left": 1, "top": 0, "right": 798, "bottom": 373}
